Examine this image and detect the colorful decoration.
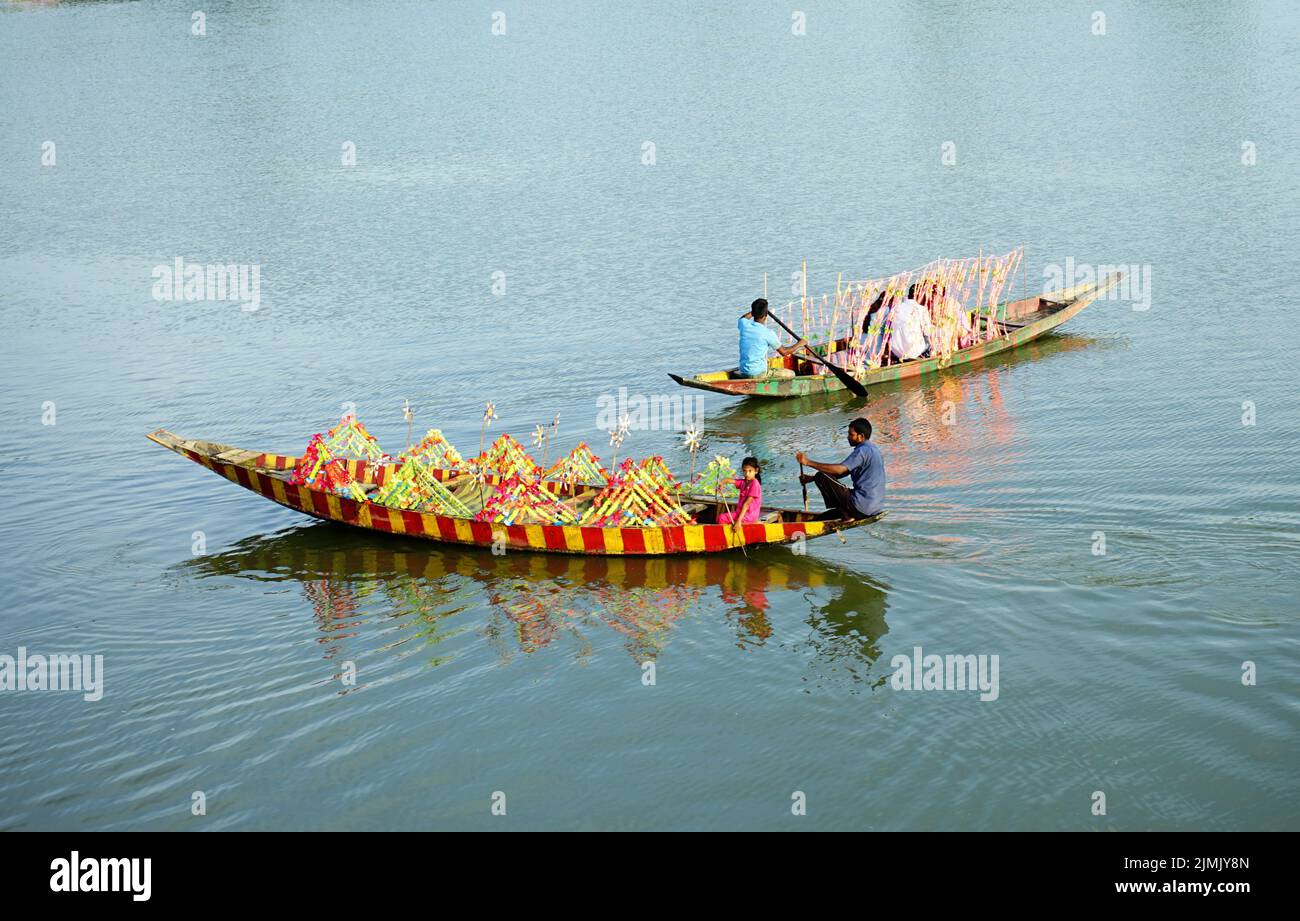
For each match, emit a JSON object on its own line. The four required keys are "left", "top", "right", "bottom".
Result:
{"left": 323, "top": 413, "right": 386, "bottom": 461}
{"left": 692, "top": 455, "right": 740, "bottom": 498}
{"left": 544, "top": 442, "right": 607, "bottom": 487}
{"left": 683, "top": 427, "right": 702, "bottom": 482}
{"left": 579, "top": 458, "right": 693, "bottom": 528}
{"left": 372, "top": 455, "right": 471, "bottom": 516}
{"left": 475, "top": 474, "right": 578, "bottom": 526}
{"left": 473, "top": 433, "right": 541, "bottom": 480}
{"left": 289, "top": 434, "right": 368, "bottom": 502}
{"left": 400, "top": 428, "right": 463, "bottom": 469}
{"left": 772, "top": 249, "right": 1024, "bottom": 370}
{"left": 371, "top": 455, "right": 473, "bottom": 517}
{"left": 608, "top": 414, "right": 630, "bottom": 470}
{"left": 541, "top": 412, "right": 560, "bottom": 471}
{"left": 476, "top": 402, "right": 498, "bottom": 506}
{"left": 636, "top": 455, "right": 683, "bottom": 493}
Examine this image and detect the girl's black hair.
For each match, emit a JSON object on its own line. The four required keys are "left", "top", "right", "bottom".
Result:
{"left": 862, "top": 290, "right": 888, "bottom": 332}
{"left": 741, "top": 456, "right": 761, "bottom": 483}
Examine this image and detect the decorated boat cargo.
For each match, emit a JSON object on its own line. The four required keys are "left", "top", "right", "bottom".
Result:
{"left": 148, "top": 430, "right": 878, "bottom": 556}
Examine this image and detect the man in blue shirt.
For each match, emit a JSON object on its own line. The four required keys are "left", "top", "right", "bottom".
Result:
{"left": 737, "top": 298, "right": 806, "bottom": 379}
{"left": 796, "top": 417, "right": 885, "bottom": 520}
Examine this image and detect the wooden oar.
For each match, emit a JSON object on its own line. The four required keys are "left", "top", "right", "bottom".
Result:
{"left": 766, "top": 312, "right": 868, "bottom": 397}
{"left": 717, "top": 489, "right": 747, "bottom": 558}
{"left": 800, "top": 461, "right": 809, "bottom": 512}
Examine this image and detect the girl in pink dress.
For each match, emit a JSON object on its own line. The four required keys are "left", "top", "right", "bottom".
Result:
{"left": 718, "top": 457, "right": 763, "bottom": 526}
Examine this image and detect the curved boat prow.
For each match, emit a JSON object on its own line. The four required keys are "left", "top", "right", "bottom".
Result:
{"left": 147, "top": 428, "right": 259, "bottom": 465}
{"left": 1043, "top": 270, "right": 1124, "bottom": 304}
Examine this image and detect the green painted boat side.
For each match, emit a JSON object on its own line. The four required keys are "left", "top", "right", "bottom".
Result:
{"left": 670, "top": 273, "right": 1122, "bottom": 398}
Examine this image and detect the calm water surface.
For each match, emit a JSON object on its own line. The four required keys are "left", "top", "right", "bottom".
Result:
{"left": 1, "top": 1, "right": 1297, "bottom": 830}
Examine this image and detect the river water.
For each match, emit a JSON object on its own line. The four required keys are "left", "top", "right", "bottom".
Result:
{"left": 1, "top": 1, "right": 1296, "bottom": 830}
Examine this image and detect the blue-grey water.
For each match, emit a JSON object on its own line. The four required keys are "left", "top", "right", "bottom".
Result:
{"left": 1, "top": 1, "right": 1297, "bottom": 830}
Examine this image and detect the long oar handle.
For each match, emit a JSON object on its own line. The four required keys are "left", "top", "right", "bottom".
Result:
{"left": 767, "top": 313, "right": 825, "bottom": 367}
{"left": 764, "top": 312, "right": 869, "bottom": 397}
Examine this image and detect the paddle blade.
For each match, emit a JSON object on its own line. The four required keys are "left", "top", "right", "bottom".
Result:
{"left": 765, "top": 311, "right": 868, "bottom": 397}
{"left": 826, "top": 359, "right": 868, "bottom": 397}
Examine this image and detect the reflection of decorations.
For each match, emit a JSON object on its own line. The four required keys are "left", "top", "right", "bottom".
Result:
{"left": 592, "top": 584, "right": 702, "bottom": 662}
{"left": 579, "top": 458, "right": 692, "bottom": 527}
{"left": 301, "top": 579, "right": 362, "bottom": 631}
{"left": 485, "top": 576, "right": 703, "bottom": 661}
{"left": 475, "top": 474, "right": 578, "bottom": 526}
{"left": 491, "top": 584, "right": 563, "bottom": 655}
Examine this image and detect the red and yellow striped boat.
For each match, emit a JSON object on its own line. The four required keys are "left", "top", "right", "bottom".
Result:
{"left": 148, "top": 430, "right": 879, "bottom": 556}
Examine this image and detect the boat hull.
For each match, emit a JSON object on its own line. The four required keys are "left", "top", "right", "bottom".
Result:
{"left": 148, "top": 431, "right": 878, "bottom": 556}
{"left": 671, "top": 275, "right": 1120, "bottom": 398}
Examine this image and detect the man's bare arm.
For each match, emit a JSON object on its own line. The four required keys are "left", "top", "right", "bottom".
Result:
{"left": 795, "top": 452, "right": 848, "bottom": 477}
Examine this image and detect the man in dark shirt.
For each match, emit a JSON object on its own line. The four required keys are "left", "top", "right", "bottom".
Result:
{"left": 796, "top": 417, "right": 886, "bottom": 521}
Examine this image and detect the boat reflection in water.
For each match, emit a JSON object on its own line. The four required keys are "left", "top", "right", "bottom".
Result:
{"left": 708, "top": 332, "right": 1105, "bottom": 537}
{"left": 181, "top": 524, "right": 891, "bottom": 679}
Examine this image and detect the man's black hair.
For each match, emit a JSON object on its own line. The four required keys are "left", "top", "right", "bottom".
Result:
{"left": 751, "top": 298, "right": 769, "bottom": 320}
{"left": 907, "top": 283, "right": 919, "bottom": 299}
{"left": 848, "top": 417, "right": 873, "bottom": 439}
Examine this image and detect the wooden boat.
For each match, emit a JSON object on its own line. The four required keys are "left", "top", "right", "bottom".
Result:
{"left": 147, "top": 430, "right": 881, "bottom": 556}
{"left": 670, "top": 274, "right": 1121, "bottom": 398}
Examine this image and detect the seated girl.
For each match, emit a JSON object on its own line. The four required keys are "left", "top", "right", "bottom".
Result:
{"left": 717, "top": 457, "right": 763, "bottom": 526}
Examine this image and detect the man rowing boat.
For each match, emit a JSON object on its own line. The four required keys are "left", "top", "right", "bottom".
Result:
{"left": 796, "top": 417, "right": 885, "bottom": 521}
{"left": 736, "top": 298, "right": 807, "bottom": 380}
